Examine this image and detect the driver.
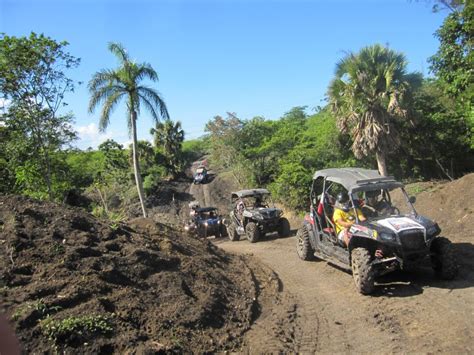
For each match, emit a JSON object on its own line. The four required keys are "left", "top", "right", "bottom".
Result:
{"left": 189, "top": 202, "right": 200, "bottom": 218}
{"left": 333, "top": 191, "right": 366, "bottom": 247}
{"left": 364, "top": 189, "right": 393, "bottom": 217}
{"left": 254, "top": 195, "right": 265, "bottom": 208}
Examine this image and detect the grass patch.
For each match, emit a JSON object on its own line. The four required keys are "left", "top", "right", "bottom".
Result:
{"left": 40, "top": 314, "right": 113, "bottom": 344}
{"left": 11, "top": 299, "right": 62, "bottom": 321}
{"left": 50, "top": 242, "right": 65, "bottom": 255}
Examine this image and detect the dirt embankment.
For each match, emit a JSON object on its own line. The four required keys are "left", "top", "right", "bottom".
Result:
{"left": 0, "top": 195, "right": 286, "bottom": 353}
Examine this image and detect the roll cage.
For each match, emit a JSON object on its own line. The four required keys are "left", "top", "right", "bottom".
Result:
{"left": 310, "top": 168, "right": 417, "bottom": 236}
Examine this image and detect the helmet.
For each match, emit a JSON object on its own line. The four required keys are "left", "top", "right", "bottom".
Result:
{"left": 189, "top": 201, "right": 199, "bottom": 210}
{"left": 336, "top": 191, "right": 349, "bottom": 203}
{"left": 365, "top": 190, "right": 381, "bottom": 198}
{"left": 336, "top": 191, "right": 351, "bottom": 212}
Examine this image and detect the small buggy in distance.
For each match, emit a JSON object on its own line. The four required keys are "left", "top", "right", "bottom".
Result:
{"left": 226, "top": 189, "right": 291, "bottom": 243}
{"left": 185, "top": 207, "right": 226, "bottom": 238}
{"left": 193, "top": 166, "right": 208, "bottom": 184}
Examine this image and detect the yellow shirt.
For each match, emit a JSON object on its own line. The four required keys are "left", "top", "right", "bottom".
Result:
{"left": 333, "top": 207, "right": 364, "bottom": 234}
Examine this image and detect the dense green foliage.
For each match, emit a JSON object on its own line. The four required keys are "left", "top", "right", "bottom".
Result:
{"left": 0, "top": 33, "right": 79, "bottom": 200}
{"left": 151, "top": 119, "right": 185, "bottom": 178}
{"left": 204, "top": 108, "right": 357, "bottom": 210}
{"left": 429, "top": 1, "right": 473, "bottom": 102}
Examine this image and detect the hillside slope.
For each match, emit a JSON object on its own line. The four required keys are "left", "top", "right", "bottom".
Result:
{"left": 0, "top": 195, "right": 285, "bottom": 353}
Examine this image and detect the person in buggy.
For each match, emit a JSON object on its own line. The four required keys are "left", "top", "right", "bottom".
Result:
{"left": 189, "top": 201, "right": 200, "bottom": 218}
{"left": 333, "top": 191, "right": 366, "bottom": 247}
{"left": 362, "top": 189, "right": 395, "bottom": 217}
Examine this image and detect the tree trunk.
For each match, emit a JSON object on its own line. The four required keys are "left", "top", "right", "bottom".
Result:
{"left": 376, "top": 150, "right": 388, "bottom": 176}
{"left": 131, "top": 111, "right": 148, "bottom": 218}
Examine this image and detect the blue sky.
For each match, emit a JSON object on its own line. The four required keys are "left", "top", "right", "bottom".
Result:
{"left": 0, "top": 0, "right": 448, "bottom": 149}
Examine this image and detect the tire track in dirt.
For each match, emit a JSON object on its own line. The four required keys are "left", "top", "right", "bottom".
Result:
{"left": 216, "top": 237, "right": 400, "bottom": 353}
{"left": 216, "top": 236, "right": 474, "bottom": 353}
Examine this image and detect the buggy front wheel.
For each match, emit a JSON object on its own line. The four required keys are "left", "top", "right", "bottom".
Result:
{"left": 277, "top": 217, "right": 291, "bottom": 238}
{"left": 227, "top": 223, "right": 240, "bottom": 241}
{"left": 351, "top": 248, "right": 375, "bottom": 295}
{"left": 246, "top": 222, "right": 260, "bottom": 243}
{"left": 296, "top": 226, "right": 314, "bottom": 261}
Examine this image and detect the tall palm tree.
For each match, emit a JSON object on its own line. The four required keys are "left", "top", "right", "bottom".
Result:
{"left": 328, "top": 44, "right": 420, "bottom": 176}
{"left": 88, "top": 42, "right": 169, "bottom": 217}
{"left": 150, "top": 119, "right": 185, "bottom": 177}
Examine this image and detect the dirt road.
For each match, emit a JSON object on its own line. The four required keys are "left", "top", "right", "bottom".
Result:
{"left": 216, "top": 236, "right": 473, "bottom": 353}
{"left": 190, "top": 172, "right": 474, "bottom": 353}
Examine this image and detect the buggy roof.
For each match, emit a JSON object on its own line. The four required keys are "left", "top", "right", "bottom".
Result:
{"left": 313, "top": 168, "right": 404, "bottom": 193}
{"left": 195, "top": 207, "right": 217, "bottom": 213}
{"left": 195, "top": 167, "right": 206, "bottom": 173}
{"left": 231, "top": 188, "right": 270, "bottom": 199}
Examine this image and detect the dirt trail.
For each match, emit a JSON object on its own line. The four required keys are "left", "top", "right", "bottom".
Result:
{"left": 191, "top": 172, "right": 474, "bottom": 353}
{"left": 216, "top": 237, "right": 473, "bottom": 353}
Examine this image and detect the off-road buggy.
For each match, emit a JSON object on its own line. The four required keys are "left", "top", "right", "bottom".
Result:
{"left": 193, "top": 166, "right": 208, "bottom": 184}
{"left": 226, "top": 189, "right": 291, "bottom": 243}
{"left": 296, "top": 168, "right": 458, "bottom": 295}
{"left": 184, "top": 207, "right": 226, "bottom": 238}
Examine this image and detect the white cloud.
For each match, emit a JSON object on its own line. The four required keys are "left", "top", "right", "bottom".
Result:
{"left": 75, "top": 123, "right": 126, "bottom": 150}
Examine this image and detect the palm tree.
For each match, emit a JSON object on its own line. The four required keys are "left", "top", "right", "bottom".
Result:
{"left": 150, "top": 119, "right": 185, "bottom": 177}
{"left": 328, "top": 44, "right": 420, "bottom": 176}
{"left": 88, "top": 42, "right": 169, "bottom": 217}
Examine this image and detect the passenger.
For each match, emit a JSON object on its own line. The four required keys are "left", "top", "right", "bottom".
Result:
{"left": 333, "top": 191, "right": 366, "bottom": 247}
{"left": 236, "top": 199, "right": 245, "bottom": 222}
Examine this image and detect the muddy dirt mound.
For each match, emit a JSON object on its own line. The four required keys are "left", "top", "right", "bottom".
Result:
{"left": 0, "top": 195, "right": 263, "bottom": 353}
{"left": 407, "top": 173, "right": 474, "bottom": 242}
{"left": 393, "top": 173, "right": 474, "bottom": 270}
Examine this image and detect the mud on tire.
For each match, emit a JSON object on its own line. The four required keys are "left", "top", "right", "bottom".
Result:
{"left": 351, "top": 247, "right": 375, "bottom": 295}
{"left": 246, "top": 222, "right": 260, "bottom": 243}
{"left": 277, "top": 217, "right": 291, "bottom": 238}
{"left": 296, "top": 225, "right": 315, "bottom": 261}
{"left": 227, "top": 223, "right": 240, "bottom": 241}
{"left": 430, "top": 237, "right": 458, "bottom": 280}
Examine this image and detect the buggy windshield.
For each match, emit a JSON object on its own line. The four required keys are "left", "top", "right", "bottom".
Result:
{"left": 354, "top": 186, "right": 416, "bottom": 219}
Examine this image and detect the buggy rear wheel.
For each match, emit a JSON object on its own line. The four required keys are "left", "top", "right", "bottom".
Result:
{"left": 351, "top": 248, "right": 375, "bottom": 295}
{"left": 246, "top": 222, "right": 260, "bottom": 243}
{"left": 296, "top": 225, "right": 314, "bottom": 261}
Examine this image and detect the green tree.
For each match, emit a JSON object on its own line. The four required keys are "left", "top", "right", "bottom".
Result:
{"left": 88, "top": 42, "right": 169, "bottom": 217}
{"left": 205, "top": 112, "right": 246, "bottom": 184}
{"left": 129, "top": 140, "right": 155, "bottom": 176}
{"left": 328, "top": 44, "right": 421, "bottom": 176}
{"left": 150, "top": 119, "right": 185, "bottom": 178}
{"left": 0, "top": 33, "right": 79, "bottom": 199}
{"left": 395, "top": 79, "right": 473, "bottom": 179}
{"left": 429, "top": 1, "right": 473, "bottom": 102}
{"left": 182, "top": 138, "right": 208, "bottom": 166}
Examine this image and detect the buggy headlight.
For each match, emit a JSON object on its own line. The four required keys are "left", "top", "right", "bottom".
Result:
{"left": 379, "top": 232, "right": 397, "bottom": 243}
{"left": 204, "top": 222, "right": 208, "bottom": 227}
